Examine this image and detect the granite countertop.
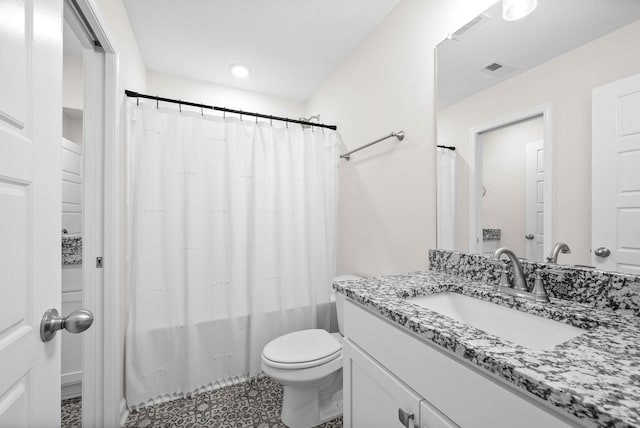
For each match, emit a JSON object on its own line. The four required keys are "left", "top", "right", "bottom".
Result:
{"left": 333, "top": 270, "right": 640, "bottom": 428}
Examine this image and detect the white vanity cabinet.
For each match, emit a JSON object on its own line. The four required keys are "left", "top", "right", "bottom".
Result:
{"left": 343, "top": 339, "right": 423, "bottom": 427}
{"left": 343, "top": 338, "right": 457, "bottom": 428}
{"left": 342, "top": 299, "right": 584, "bottom": 428}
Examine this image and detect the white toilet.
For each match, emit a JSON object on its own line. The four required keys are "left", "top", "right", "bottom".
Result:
{"left": 261, "top": 275, "right": 361, "bottom": 428}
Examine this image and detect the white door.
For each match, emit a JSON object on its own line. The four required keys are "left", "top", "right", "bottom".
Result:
{"left": 592, "top": 73, "right": 640, "bottom": 274}
{"left": 0, "top": 0, "right": 63, "bottom": 426}
{"left": 525, "top": 140, "right": 544, "bottom": 262}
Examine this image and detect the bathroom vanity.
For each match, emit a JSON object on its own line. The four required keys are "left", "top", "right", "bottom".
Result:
{"left": 334, "top": 268, "right": 640, "bottom": 428}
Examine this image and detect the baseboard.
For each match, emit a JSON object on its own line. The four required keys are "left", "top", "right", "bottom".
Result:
{"left": 120, "top": 399, "right": 129, "bottom": 427}
{"left": 62, "top": 381, "right": 82, "bottom": 400}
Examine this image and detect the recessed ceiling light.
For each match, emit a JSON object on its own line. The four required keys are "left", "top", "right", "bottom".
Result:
{"left": 230, "top": 64, "right": 250, "bottom": 79}
{"left": 502, "top": 0, "right": 537, "bottom": 21}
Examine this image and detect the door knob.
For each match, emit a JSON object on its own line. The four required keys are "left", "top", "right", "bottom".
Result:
{"left": 525, "top": 234, "right": 534, "bottom": 240}
{"left": 594, "top": 247, "right": 611, "bottom": 258}
{"left": 40, "top": 308, "right": 94, "bottom": 342}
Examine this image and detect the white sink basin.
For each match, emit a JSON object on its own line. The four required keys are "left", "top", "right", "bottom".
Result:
{"left": 408, "top": 292, "right": 586, "bottom": 350}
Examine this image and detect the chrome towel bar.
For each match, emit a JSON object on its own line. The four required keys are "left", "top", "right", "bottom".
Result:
{"left": 340, "top": 131, "right": 405, "bottom": 161}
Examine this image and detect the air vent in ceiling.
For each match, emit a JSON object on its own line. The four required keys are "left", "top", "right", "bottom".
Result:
{"left": 450, "top": 14, "right": 490, "bottom": 41}
{"left": 484, "top": 62, "right": 504, "bottom": 72}
{"left": 480, "top": 61, "right": 515, "bottom": 78}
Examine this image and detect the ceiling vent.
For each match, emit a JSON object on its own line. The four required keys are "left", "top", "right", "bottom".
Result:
{"left": 450, "top": 14, "right": 490, "bottom": 41}
{"left": 480, "top": 61, "right": 516, "bottom": 78}
{"left": 484, "top": 62, "right": 504, "bottom": 72}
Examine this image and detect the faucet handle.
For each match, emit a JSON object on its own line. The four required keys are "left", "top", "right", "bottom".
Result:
{"left": 531, "top": 270, "right": 550, "bottom": 303}
{"left": 486, "top": 259, "right": 509, "bottom": 290}
{"left": 486, "top": 259, "right": 506, "bottom": 267}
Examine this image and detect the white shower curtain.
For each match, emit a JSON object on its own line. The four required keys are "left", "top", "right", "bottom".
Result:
{"left": 125, "top": 102, "right": 339, "bottom": 408}
{"left": 436, "top": 147, "right": 456, "bottom": 250}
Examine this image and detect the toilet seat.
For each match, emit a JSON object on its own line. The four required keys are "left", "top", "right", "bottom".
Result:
{"left": 262, "top": 329, "right": 341, "bottom": 370}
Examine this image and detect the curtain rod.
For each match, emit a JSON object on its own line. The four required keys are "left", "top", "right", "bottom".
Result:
{"left": 124, "top": 90, "right": 337, "bottom": 130}
{"left": 437, "top": 145, "right": 456, "bottom": 151}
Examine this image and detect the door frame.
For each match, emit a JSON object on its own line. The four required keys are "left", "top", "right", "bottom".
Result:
{"left": 468, "top": 104, "right": 553, "bottom": 258}
{"left": 64, "top": 0, "right": 122, "bottom": 426}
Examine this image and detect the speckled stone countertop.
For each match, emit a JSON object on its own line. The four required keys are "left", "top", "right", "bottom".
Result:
{"left": 333, "top": 271, "right": 640, "bottom": 428}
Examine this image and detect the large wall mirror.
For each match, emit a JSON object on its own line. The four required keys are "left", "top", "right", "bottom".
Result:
{"left": 436, "top": 0, "right": 640, "bottom": 272}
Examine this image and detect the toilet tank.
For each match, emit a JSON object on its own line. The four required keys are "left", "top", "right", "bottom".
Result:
{"left": 332, "top": 275, "right": 363, "bottom": 335}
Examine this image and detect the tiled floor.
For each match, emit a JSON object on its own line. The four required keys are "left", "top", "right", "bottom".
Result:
{"left": 62, "top": 377, "right": 343, "bottom": 428}
{"left": 61, "top": 397, "right": 82, "bottom": 428}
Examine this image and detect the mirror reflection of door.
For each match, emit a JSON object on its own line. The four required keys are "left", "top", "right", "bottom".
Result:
{"left": 525, "top": 140, "right": 544, "bottom": 262}
{"left": 480, "top": 116, "right": 543, "bottom": 261}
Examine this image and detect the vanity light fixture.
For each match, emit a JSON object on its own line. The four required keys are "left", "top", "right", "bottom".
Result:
{"left": 502, "top": 0, "right": 537, "bottom": 21}
{"left": 230, "top": 64, "right": 250, "bottom": 79}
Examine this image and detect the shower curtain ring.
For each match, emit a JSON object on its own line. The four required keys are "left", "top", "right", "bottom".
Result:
{"left": 156, "top": 96, "right": 159, "bottom": 109}
{"left": 270, "top": 115, "right": 273, "bottom": 127}
{"left": 223, "top": 108, "right": 226, "bottom": 119}
{"left": 240, "top": 110, "right": 243, "bottom": 122}
{"left": 201, "top": 105, "right": 204, "bottom": 116}
{"left": 255, "top": 113, "right": 258, "bottom": 124}
{"left": 179, "top": 100, "right": 182, "bottom": 113}
{"left": 136, "top": 97, "right": 139, "bottom": 106}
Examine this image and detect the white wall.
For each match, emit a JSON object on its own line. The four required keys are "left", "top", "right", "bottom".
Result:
{"left": 305, "top": 0, "right": 495, "bottom": 276}
{"left": 147, "top": 72, "right": 306, "bottom": 119}
{"left": 62, "top": 110, "right": 83, "bottom": 144}
{"left": 93, "top": 0, "right": 147, "bottom": 92}
{"left": 438, "top": 19, "right": 640, "bottom": 265}
{"left": 63, "top": 55, "right": 83, "bottom": 110}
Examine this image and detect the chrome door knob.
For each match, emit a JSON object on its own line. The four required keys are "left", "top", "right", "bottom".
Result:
{"left": 525, "top": 234, "right": 535, "bottom": 240}
{"left": 40, "top": 308, "right": 94, "bottom": 342}
{"left": 594, "top": 247, "right": 611, "bottom": 258}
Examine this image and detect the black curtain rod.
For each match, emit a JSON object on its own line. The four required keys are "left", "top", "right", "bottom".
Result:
{"left": 125, "top": 90, "right": 337, "bottom": 130}
{"left": 437, "top": 145, "right": 456, "bottom": 151}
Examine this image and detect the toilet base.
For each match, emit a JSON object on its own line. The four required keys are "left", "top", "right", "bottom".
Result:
{"left": 280, "top": 369, "right": 343, "bottom": 428}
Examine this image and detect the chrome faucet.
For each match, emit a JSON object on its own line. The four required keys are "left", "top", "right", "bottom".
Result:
{"left": 547, "top": 242, "right": 571, "bottom": 263}
{"left": 491, "top": 247, "right": 527, "bottom": 291}
{"left": 489, "top": 247, "right": 550, "bottom": 303}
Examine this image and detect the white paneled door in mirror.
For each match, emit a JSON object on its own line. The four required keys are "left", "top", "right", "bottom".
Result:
{"left": 525, "top": 140, "right": 544, "bottom": 262}
{"left": 592, "top": 73, "right": 640, "bottom": 274}
{"left": 0, "top": 0, "right": 63, "bottom": 426}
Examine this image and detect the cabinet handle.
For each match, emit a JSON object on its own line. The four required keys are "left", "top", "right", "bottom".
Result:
{"left": 398, "top": 408, "right": 414, "bottom": 428}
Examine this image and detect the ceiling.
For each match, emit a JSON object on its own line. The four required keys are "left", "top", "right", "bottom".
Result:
{"left": 437, "top": 0, "right": 640, "bottom": 109}
{"left": 122, "top": 0, "right": 400, "bottom": 101}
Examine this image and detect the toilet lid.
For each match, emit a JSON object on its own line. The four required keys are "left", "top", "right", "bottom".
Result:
{"left": 262, "top": 329, "right": 341, "bottom": 369}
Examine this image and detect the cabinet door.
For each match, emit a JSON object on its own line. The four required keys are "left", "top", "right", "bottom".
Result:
{"left": 343, "top": 339, "right": 421, "bottom": 428}
{"left": 420, "top": 400, "right": 459, "bottom": 428}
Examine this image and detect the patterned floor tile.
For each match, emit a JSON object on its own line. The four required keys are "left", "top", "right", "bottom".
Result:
{"left": 124, "top": 377, "right": 343, "bottom": 428}
{"left": 61, "top": 397, "right": 82, "bottom": 428}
